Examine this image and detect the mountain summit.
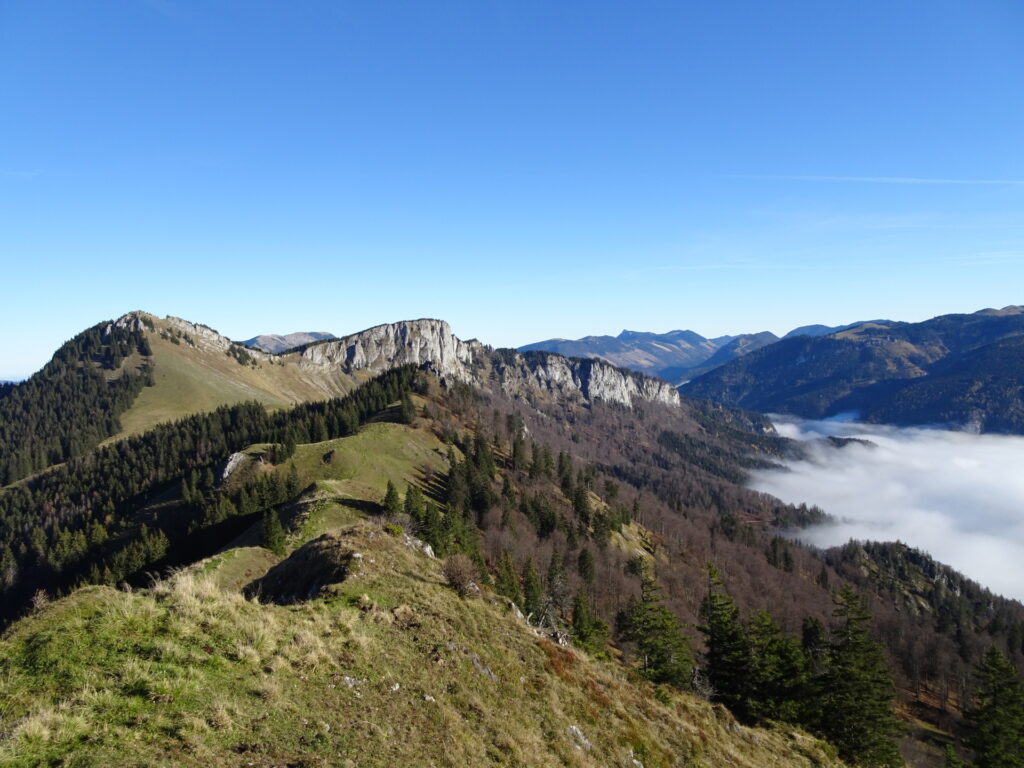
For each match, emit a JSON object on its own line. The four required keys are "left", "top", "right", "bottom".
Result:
{"left": 242, "top": 331, "right": 335, "bottom": 354}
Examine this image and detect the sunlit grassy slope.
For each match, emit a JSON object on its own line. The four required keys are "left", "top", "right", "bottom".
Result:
{"left": 112, "top": 316, "right": 353, "bottom": 440}
{"left": 0, "top": 406, "right": 849, "bottom": 767}
{"left": 0, "top": 530, "right": 846, "bottom": 768}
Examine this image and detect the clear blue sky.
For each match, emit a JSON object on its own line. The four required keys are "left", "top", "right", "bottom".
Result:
{"left": 2, "top": 1, "right": 1023, "bottom": 379}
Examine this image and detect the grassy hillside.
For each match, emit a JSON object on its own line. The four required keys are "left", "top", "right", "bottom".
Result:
{"left": 0, "top": 522, "right": 846, "bottom": 768}
{"left": 112, "top": 316, "right": 354, "bottom": 440}
{"left": 284, "top": 415, "right": 451, "bottom": 503}
{"left": 0, "top": 394, "right": 848, "bottom": 767}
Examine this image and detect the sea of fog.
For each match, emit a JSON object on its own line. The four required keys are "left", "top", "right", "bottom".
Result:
{"left": 748, "top": 416, "right": 1024, "bottom": 603}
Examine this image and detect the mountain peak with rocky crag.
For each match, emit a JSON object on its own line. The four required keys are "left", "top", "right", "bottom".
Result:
{"left": 243, "top": 331, "right": 336, "bottom": 354}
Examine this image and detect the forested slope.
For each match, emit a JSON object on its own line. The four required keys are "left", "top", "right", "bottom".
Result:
{"left": 682, "top": 309, "right": 1024, "bottom": 433}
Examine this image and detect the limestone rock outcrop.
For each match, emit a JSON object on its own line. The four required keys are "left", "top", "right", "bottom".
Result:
{"left": 297, "top": 319, "right": 484, "bottom": 383}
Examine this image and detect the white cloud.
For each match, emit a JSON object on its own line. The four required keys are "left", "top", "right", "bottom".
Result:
{"left": 749, "top": 418, "right": 1024, "bottom": 602}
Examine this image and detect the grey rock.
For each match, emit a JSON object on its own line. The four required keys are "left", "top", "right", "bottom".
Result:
{"left": 298, "top": 319, "right": 480, "bottom": 383}
{"left": 567, "top": 725, "right": 592, "bottom": 751}
{"left": 301, "top": 319, "right": 680, "bottom": 410}
{"left": 219, "top": 452, "right": 247, "bottom": 485}
{"left": 243, "top": 331, "right": 336, "bottom": 354}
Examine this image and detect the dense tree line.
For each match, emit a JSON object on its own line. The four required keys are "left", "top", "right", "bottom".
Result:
{"left": 962, "top": 646, "right": 1024, "bottom": 767}
{"left": 827, "top": 541, "right": 1024, "bottom": 683}
{"left": 0, "top": 365, "right": 421, "bottom": 624}
{"left": 697, "top": 571, "right": 903, "bottom": 767}
{"left": 0, "top": 321, "right": 154, "bottom": 485}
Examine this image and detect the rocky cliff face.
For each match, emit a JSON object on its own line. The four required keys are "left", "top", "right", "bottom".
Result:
{"left": 315, "top": 320, "right": 680, "bottom": 409}
{"left": 494, "top": 352, "right": 681, "bottom": 409}
{"left": 111, "top": 311, "right": 279, "bottom": 363}
{"left": 298, "top": 319, "right": 681, "bottom": 409}
{"left": 297, "top": 319, "right": 484, "bottom": 382}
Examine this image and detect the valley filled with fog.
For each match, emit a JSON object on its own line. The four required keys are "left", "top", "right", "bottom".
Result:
{"left": 749, "top": 417, "right": 1024, "bottom": 602}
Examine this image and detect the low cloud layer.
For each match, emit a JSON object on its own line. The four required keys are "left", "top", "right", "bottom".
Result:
{"left": 749, "top": 417, "right": 1024, "bottom": 602}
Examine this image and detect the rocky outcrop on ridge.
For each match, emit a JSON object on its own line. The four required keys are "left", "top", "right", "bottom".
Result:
{"left": 113, "top": 313, "right": 683, "bottom": 412}
{"left": 297, "top": 319, "right": 483, "bottom": 383}
{"left": 243, "top": 332, "right": 335, "bottom": 354}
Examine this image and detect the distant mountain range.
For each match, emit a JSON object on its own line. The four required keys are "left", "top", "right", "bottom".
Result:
{"left": 520, "top": 321, "right": 878, "bottom": 383}
{"left": 782, "top": 319, "right": 889, "bottom": 340}
{"left": 519, "top": 329, "right": 775, "bottom": 383}
{"left": 243, "top": 331, "right": 335, "bottom": 354}
{"left": 682, "top": 306, "right": 1024, "bottom": 433}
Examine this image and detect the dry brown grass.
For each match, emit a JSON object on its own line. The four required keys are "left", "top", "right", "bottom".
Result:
{"left": 0, "top": 518, "right": 850, "bottom": 768}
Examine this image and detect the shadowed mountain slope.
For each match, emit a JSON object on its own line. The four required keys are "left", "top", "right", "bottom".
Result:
{"left": 682, "top": 307, "right": 1024, "bottom": 433}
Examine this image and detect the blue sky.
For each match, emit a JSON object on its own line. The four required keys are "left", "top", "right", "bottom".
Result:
{"left": 2, "top": 0, "right": 1023, "bottom": 379}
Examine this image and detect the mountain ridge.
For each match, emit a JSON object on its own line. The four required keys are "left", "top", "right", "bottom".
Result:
{"left": 520, "top": 320, "right": 887, "bottom": 383}
{"left": 682, "top": 308, "right": 1024, "bottom": 433}
{"left": 242, "top": 331, "right": 335, "bottom": 354}
{"left": 0, "top": 312, "right": 686, "bottom": 488}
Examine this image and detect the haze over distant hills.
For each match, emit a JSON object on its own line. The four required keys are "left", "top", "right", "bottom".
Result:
{"left": 520, "top": 306, "right": 1024, "bottom": 435}
{"left": 519, "top": 328, "right": 778, "bottom": 383}
{"left": 782, "top": 320, "right": 889, "bottom": 340}
{"left": 684, "top": 306, "right": 1024, "bottom": 434}
{"left": 520, "top": 321, "right": 882, "bottom": 383}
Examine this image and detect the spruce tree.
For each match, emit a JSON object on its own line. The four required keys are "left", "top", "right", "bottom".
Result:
{"left": 965, "top": 646, "right": 1024, "bottom": 768}
{"left": 286, "top": 462, "right": 301, "bottom": 497}
{"left": 620, "top": 569, "right": 693, "bottom": 688}
{"left": 815, "top": 586, "right": 903, "bottom": 768}
{"left": 529, "top": 443, "right": 543, "bottom": 479}
{"left": 573, "top": 484, "right": 592, "bottom": 526}
{"left": 522, "top": 557, "right": 544, "bottom": 621}
{"left": 747, "top": 609, "right": 806, "bottom": 723}
{"left": 494, "top": 552, "right": 522, "bottom": 609}
{"left": 577, "top": 547, "right": 595, "bottom": 585}
{"left": 403, "top": 484, "right": 426, "bottom": 522}
{"left": 699, "top": 565, "right": 754, "bottom": 721}
{"left": 571, "top": 590, "right": 608, "bottom": 653}
{"left": 511, "top": 433, "right": 526, "bottom": 471}
{"left": 944, "top": 745, "right": 968, "bottom": 768}
{"left": 398, "top": 392, "right": 415, "bottom": 424}
{"left": 261, "top": 508, "right": 286, "bottom": 556}
{"left": 383, "top": 480, "right": 402, "bottom": 516}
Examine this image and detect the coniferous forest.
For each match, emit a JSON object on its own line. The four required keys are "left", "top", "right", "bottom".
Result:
{"left": 0, "top": 364, "right": 420, "bottom": 623}
{"left": 0, "top": 320, "right": 154, "bottom": 485}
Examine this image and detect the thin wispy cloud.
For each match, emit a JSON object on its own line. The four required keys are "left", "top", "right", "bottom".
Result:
{"left": 0, "top": 169, "right": 42, "bottom": 179}
{"left": 730, "top": 174, "right": 1024, "bottom": 186}
{"left": 749, "top": 418, "right": 1024, "bottom": 602}
{"left": 946, "top": 250, "right": 1024, "bottom": 265}
{"left": 617, "top": 258, "right": 775, "bottom": 280}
